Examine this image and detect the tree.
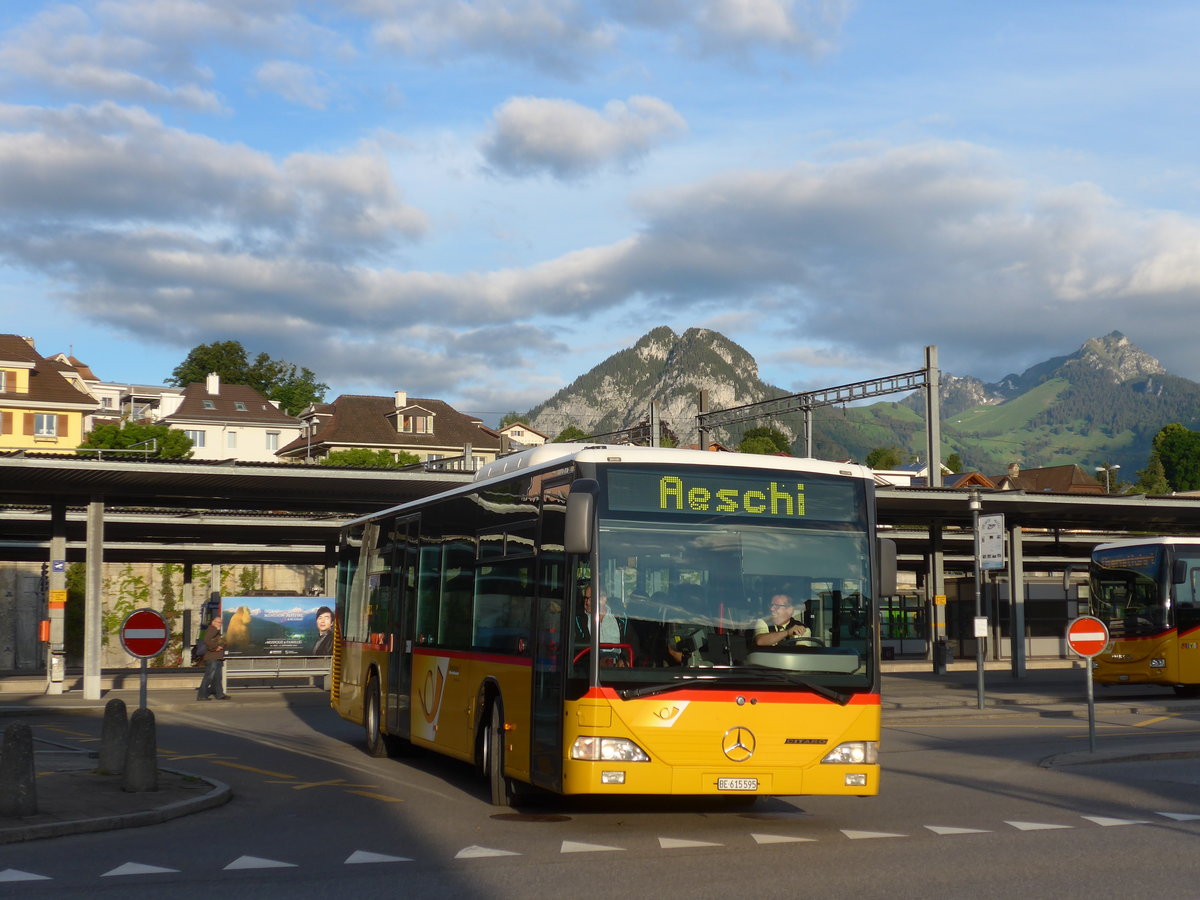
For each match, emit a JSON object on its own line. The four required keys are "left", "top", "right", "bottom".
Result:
{"left": 1152, "top": 423, "right": 1200, "bottom": 492}
{"left": 319, "top": 448, "right": 421, "bottom": 468}
{"left": 739, "top": 426, "right": 790, "bottom": 455}
{"left": 738, "top": 436, "right": 785, "bottom": 455}
{"left": 78, "top": 422, "right": 193, "bottom": 458}
{"left": 1134, "top": 451, "right": 1170, "bottom": 495}
{"left": 865, "top": 446, "right": 904, "bottom": 470}
{"left": 499, "top": 411, "right": 525, "bottom": 429}
{"left": 945, "top": 453, "right": 963, "bottom": 474}
{"left": 168, "top": 340, "right": 329, "bottom": 416}
{"left": 554, "top": 425, "right": 590, "bottom": 442}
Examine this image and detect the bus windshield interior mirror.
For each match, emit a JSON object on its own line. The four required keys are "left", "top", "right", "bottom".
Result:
{"left": 877, "top": 538, "right": 897, "bottom": 597}
{"left": 565, "top": 479, "right": 599, "bottom": 555}
{"left": 1172, "top": 558, "right": 1188, "bottom": 584}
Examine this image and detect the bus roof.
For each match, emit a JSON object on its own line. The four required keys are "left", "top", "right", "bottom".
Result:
{"left": 1093, "top": 536, "right": 1200, "bottom": 553}
{"left": 344, "top": 444, "right": 875, "bottom": 529}
{"left": 473, "top": 443, "right": 876, "bottom": 484}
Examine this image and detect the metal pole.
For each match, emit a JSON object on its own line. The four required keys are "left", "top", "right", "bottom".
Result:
{"left": 139, "top": 658, "right": 148, "bottom": 711}
{"left": 1086, "top": 663, "right": 1096, "bottom": 752}
{"left": 970, "top": 490, "right": 985, "bottom": 709}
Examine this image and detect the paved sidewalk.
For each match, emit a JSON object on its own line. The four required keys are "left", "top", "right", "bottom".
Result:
{"left": 2, "top": 661, "right": 1198, "bottom": 843}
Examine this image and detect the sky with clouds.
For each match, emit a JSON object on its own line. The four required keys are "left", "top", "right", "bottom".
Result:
{"left": 2, "top": 1, "right": 1199, "bottom": 424}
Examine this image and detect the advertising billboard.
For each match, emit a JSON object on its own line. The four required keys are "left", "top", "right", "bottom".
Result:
{"left": 220, "top": 596, "right": 335, "bottom": 658}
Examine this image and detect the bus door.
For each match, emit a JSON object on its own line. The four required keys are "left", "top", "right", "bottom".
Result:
{"left": 530, "top": 477, "right": 571, "bottom": 792}
{"left": 387, "top": 515, "right": 420, "bottom": 740}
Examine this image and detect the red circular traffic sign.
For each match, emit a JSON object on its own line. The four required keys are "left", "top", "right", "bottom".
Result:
{"left": 1066, "top": 615, "right": 1109, "bottom": 658}
{"left": 120, "top": 608, "right": 170, "bottom": 659}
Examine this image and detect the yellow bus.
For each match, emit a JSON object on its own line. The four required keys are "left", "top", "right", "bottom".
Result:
{"left": 331, "top": 444, "right": 897, "bottom": 806}
{"left": 1089, "top": 536, "right": 1200, "bottom": 697}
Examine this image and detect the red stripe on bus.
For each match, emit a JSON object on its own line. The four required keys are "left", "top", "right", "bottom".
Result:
{"left": 412, "top": 646, "right": 533, "bottom": 667}
{"left": 582, "top": 686, "right": 880, "bottom": 706}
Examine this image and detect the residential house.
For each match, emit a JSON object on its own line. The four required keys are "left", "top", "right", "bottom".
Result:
{"left": 499, "top": 421, "right": 548, "bottom": 450}
{"left": 873, "top": 461, "right": 956, "bottom": 487}
{"left": 159, "top": 373, "right": 302, "bottom": 463}
{"left": 0, "top": 334, "right": 97, "bottom": 454}
{"left": 47, "top": 352, "right": 184, "bottom": 429}
{"left": 990, "top": 462, "right": 1104, "bottom": 494}
{"left": 278, "top": 391, "right": 501, "bottom": 470}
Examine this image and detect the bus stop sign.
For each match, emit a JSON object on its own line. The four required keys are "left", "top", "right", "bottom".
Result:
{"left": 1066, "top": 615, "right": 1109, "bottom": 658}
{"left": 120, "top": 608, "right": 170, "bottom": 659}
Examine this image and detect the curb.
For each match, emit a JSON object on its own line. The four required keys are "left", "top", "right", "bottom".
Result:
{"left": 0, "top": 767, "right": 231, "bottom": 845}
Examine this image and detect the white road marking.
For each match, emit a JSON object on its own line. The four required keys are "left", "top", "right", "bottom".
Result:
{"left": 1005, "top": 821, "right": 1073, "bottom": 831}
{"left": 224, "top": 855, "right": 297, "bottom": 870}
{"left": 455, "top": 846, "right": 520, "bottom": 859}
{"left": 102, "top": 862, "right": 180, "bottom": 877}
{"left": 561, "top": 841, "right": 625, "bottom": 853}
{"left": 344, "top": 850, "right": 413, "bottom": 864}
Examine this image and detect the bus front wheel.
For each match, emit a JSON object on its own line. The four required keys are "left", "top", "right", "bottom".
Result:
{"left": 364, "top": 677, "right": 388, "bottom": 758}
{"left": 487, "top": 703, "right": 517, "bottom": 807}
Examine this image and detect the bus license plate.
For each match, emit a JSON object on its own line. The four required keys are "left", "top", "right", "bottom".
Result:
{"left": 717, "top": 778, "right": 758, "bottom": 792}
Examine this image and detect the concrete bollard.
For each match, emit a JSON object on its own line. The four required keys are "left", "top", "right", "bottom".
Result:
{"left": 122, "top": 707, "right": 158, "bottom": 793}
{"left": 98, "top": 698, "right": 129, "bottom": 775}
{"left": 0, "top": 722, "right": 38, "bottom": 817}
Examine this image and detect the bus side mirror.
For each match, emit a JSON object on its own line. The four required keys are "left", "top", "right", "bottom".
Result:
{"left": 877, "top": 538, "right": 897, "bottom": 597}
{"left": 565, "top": 479, "right": 599, "bottom": 555}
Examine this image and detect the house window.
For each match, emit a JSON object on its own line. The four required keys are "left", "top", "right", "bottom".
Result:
{"left": 234, "top": 401, "right": 247, "bottom": 411}
{"left": 511, "top": 428, "right": 524, "bottom": 437}
{"left": 265, "top": 431, "right": 279, "bottom": 452}
{"left": 34, "top": 414, "right": 58, "bottom": 437}
{"left": 202, "top": 400, "right": 215, "bottom": 409}
{"left": 0, "top": 371, "right": 7, "bottom": 392}
{"left": 184, "top": 430, "right": 205, "bottom": 448}
{"left": 401, "top": 414, "right": 431, "bottom": 434}
{"left": 226, "top": 431, "right": 237, "bottom": 449}
{"left": 101, "top": 397, "right": 113, "bottom": 408}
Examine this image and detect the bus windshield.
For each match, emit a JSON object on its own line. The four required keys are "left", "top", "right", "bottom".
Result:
{"left": 1090, "top": 544, "right": 1169, "bottom": 637}
{"left": 577, "top": 466, "right": 875, "bottom": 690}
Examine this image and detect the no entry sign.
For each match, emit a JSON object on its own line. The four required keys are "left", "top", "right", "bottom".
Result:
{"left": 120, "top": 608, "right": 170, "bottom": 659}
{"left": 1066, "top": 615, "right": 1109, "bottom": 659}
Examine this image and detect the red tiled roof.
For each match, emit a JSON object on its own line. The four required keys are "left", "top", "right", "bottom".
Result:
{"left": 279, "top": 394, "right": 500, "bottom": 456}
{"left": 161, "top": 380, "right": 301, "bottom": 426}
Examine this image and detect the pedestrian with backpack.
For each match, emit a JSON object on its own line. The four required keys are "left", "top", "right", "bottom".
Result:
{"left": 196, "top": 615, "right": 230, "bottom": 701}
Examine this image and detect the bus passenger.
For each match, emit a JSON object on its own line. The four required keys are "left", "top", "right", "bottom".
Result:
{"left": 574, "top": 586, "right": 636, "bottom": 666}
{"left": 754, "top": 594, "right": 810, "bottom": 647}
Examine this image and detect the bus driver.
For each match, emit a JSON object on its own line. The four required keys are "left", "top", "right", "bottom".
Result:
{"left": 754, "top": 594, "right": 810, "bottom": 647}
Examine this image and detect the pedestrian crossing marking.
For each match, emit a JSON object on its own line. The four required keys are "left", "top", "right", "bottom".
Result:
{"left": 925, "top": 825, "right": 990, "bottom": 835}
{"left": 841, "top": 830, "right": 905, "bottom": 839}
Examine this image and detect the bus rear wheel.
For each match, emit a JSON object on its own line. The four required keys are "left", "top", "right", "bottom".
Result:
{"left": 1173, "top": 684, "right": 1200, "bottom": 698}
{"left": 364, "top": 677, "right": 388, "bottom": 758}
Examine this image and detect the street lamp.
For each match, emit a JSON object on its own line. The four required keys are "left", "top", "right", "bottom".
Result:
{"left": 1095, "top": 464, "right": 1120, "bottom": 493}
{"left": 969, "top": 490, "right": 984, "bottom": 710}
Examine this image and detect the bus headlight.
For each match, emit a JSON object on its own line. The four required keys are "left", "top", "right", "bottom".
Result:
{"left": 821, "top": 741, "right": 878, "bottom": 765}
{"left": 1150, "top": 658, "right": 1166, "bottom": 668}
{"left": 571, "top": 736, "right": 650, "bottom": 762}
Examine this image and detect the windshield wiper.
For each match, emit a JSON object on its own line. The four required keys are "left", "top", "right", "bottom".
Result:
{"left": 618, "top": 668, "right": 852, "bottom": 705}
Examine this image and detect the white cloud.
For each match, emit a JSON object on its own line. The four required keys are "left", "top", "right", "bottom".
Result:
{"left": 368, "top": 0, "right": 615, "bottom": 78}
{"left": 0, "top": 102, "right": 427, "bottom": 265}
{"left": 482, "top": 95, "right": 687, "bottom": 179}
{"left": 254, "top": 60, "right": 332, "bottom": 110}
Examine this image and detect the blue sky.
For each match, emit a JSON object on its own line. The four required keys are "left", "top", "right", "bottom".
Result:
{"left": 3, "top": 1, "right": 1199, "bottom": 425}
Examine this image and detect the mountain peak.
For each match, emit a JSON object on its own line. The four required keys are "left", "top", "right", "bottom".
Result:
{"left": 526, "top": 327, "right": 779, "bottom": 445}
